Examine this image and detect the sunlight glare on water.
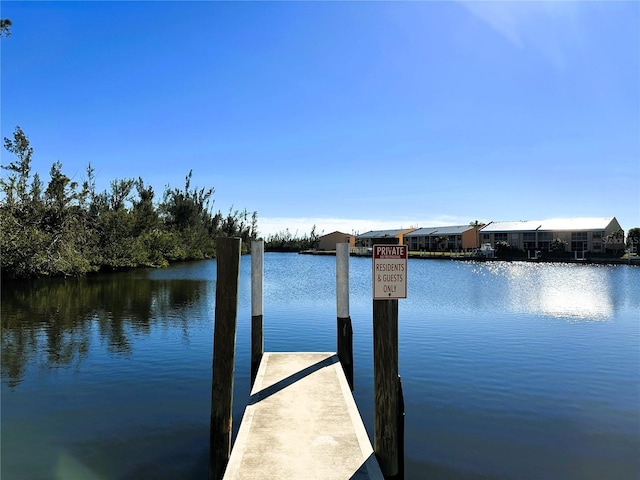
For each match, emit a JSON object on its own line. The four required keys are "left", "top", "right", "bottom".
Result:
{"left": 481, "top": 262, "right": 615, "bottom": 320}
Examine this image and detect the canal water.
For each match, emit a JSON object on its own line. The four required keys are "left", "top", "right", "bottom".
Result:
{"left": 2, "top": 253, "right": 639, "bottom": 479}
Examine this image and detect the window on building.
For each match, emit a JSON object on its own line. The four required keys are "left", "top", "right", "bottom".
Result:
{"left": 509, "top": 233, "right": 520, "bottom": 248}
{"left": 538, "top": 232, "right": 552, "bottom": 242}
{"left": 571, "top": 232, "right": 588, "bottom": 252}
{"left": 494, "top": 233, "right": 508, "bottom": 243}
{"left": 572, "top": 241, "right": 587, "bottom": 252}
{"left": 572, "top": 232, "right": 588, "bottom": 242}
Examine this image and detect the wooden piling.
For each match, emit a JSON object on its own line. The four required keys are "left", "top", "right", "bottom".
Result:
{"left": 397, "top": 375, "right": 405, "bottom": 480}
{"left": 209, "top": 237, "right": 241, "bottom": 480}
{"left": 336, "top": 243, "right": 354, "bottom": 391}
{"left": 251, "top": 239, "right": 264, "bottom": 386}
{"left": 373, "top": 297, "right": 399, "bottom": 477}
{"left": 372, "top": 236, "right": 401, "bottom": 478}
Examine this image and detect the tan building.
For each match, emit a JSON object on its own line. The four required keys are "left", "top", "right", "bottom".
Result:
{"left": 317, "top": 231, "right": 355, "bottom": 251}
{"left": 355, "top": 228, "right": 417, "bottom": 248}
{"left": 403, "top": 225, "right": 480, "bottom": 251}
{"left": 478, "top": 217, "right": 624, "bottom": 253}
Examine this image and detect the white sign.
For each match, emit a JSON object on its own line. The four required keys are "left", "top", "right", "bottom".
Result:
{"left": 373, "top": 244, "right": 407, "bottom": 299}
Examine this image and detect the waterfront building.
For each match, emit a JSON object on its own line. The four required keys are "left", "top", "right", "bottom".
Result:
{"left": 403, "top": 225, "right": 480, "bottom": 251}
{"left": 355, "top": 228, "right": 416, "bottom": 248}
{"left": 317, "top": 231, "right": 355, "bottom": 251}
{"left": 478, "top": 217, "right": 624, "bottom": 253}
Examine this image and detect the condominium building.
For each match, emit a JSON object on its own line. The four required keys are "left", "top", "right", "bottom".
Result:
{"left": 478, "top": 217, "right": 623, "bottom": 253}
{"left": 403, "top": 225, "right": 480, "bottom": 251}
{"left": 351, "top": 217, "right": 625, "bottom": 254}
{"left": 355, "top": 228, "right": 416, "bottom": 248}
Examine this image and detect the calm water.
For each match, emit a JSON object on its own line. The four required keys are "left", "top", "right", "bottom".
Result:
{"left": 2, "top": 254, "right": 639, "bottom": 480}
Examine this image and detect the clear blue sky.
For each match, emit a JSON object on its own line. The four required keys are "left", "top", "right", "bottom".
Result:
{"left": 2, "top": 1, "right": 638, "bottom": 237}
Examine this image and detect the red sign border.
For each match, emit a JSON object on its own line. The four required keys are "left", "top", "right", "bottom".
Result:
{"left": 372, "top": 244, "right": 408, "bottom": 300}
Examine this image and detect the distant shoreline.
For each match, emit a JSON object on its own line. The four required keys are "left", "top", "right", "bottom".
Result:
{"left": 299, "top": 249, "right": 640, "bottom": 266}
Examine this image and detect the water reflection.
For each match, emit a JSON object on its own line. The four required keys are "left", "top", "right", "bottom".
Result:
{"left": 1, "top": 273, "right": 210, "bottom": 388}
{"left": 481, "top": 262, "right": 615, "bottom": 320}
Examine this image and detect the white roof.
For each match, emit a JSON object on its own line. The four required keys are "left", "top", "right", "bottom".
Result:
{"left": 537, "top": 217, "right": 616, "bottom": 231}
{"left": 480, "top": 220, "right": 538, "bottom": 232}
{"left": 481, "top": 217, "right": 617, "bottom": 233}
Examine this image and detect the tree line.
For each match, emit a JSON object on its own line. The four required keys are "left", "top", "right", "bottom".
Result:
{"left": 1, "top": 126, "right": 258, "bottom": 278}
{"left": 264, "top": 225, "right": 321, "bottom": 252}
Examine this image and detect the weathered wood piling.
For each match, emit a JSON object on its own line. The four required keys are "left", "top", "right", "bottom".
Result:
{"left": 209, "top": 237, "right": 241, "bottom": 480}
{"left": 372, "top": 237, "right": 404, "bottom": 479}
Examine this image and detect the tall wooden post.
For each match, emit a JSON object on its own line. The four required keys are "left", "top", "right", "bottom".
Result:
{"left": 209, "top": 237, "right": 241, "bottom": 480}
{"left": 374, "top": 297, "right": 399, "bottom": 477}
{"left": 397, "top": 374, "right": 405, "bottom": 479}
{"left": 251, "top": 239, "right": 264, "bottom": 386}
{"left": 373, "top": 236, "right": 401, "bottom": 478}
{"left": 336, "top": 243, "right": 354, "bottom": 391}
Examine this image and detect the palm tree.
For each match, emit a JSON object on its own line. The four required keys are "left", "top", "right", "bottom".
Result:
{"left": 433, "top": 236, "right": 446, "bottom": 252}
{"left": 626, "top": 227, "right": 639, "bottom": 254}
{"left": 1, "top": 19, "right": 12, "bottom": 37}
{"left": 469, "top": 220, "right": 485, "bottom": 249}
{"left": 550, "top": 238, "right": 567, "bottom": 254}
{"left": 605, "top": 228, "right": 625, "bottom": 256}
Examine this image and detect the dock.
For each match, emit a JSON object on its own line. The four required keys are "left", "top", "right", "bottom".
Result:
{"left": 223, "top": 352, "right": 383, "bottom": 480}
{"left": 210, "top": 239, "right": 402, "bottom": 480}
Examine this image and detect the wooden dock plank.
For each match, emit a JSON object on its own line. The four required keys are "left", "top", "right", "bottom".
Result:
{"left": 223, "top": 352, "right": 384, "bottom": 480}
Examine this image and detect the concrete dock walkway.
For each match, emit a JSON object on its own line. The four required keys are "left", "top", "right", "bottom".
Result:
{"left": 223, "top": 352, "right": 384, "bottom": 480}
